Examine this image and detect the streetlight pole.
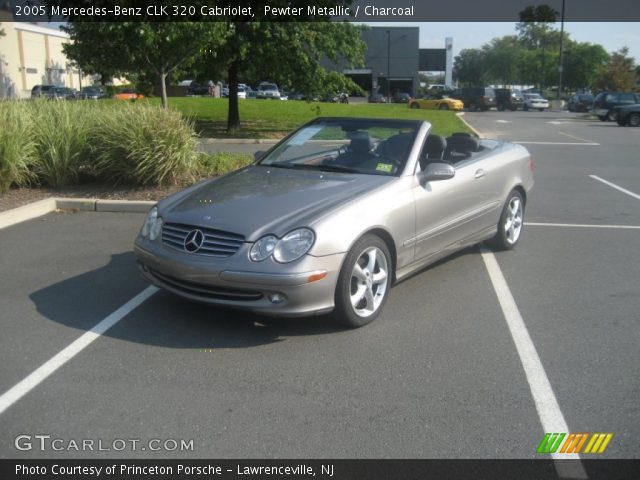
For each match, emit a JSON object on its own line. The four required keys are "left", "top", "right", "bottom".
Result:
{"left": 386, "top": 29, "right": 391, "bottom": 102}
{"left": 557, "top": 0, "right": 566, "bottom": 101}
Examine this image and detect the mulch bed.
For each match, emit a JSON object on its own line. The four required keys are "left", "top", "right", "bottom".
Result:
{"left": 0, "top": 183, "right": 183, "bottom": 213}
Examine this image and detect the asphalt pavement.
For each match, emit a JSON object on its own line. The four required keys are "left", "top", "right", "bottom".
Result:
{"left": 0, "top": 110, "right": 638, "bottom": 465}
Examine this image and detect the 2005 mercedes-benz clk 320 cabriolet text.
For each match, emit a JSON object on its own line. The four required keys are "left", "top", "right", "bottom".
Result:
{"left": 134, "top": 117, "right": 533, "bottom": 327}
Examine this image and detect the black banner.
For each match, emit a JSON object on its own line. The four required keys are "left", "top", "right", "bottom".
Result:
{"left": 2, "top": 460, "right": 640, "bottom": 480}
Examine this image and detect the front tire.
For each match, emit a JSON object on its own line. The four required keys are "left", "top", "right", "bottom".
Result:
{"left": 628, "top": 113, "right": 640, "bottom": 127}
{"left": 334, "top": 235, "right": 392, "bottom": 328}
{"left": 488, "top": 190, "right": 525, "bottom": 251}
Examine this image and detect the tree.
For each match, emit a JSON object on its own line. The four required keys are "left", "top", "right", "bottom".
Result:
{"left": 454, "top": 49, "right": 489, "bottom": 86}
{"left": 63, "top": 22, "right": 223, "bottom": 108}
{"left": 517, "top": 5, "right": 559, "bottom": 90}
{"left": 594, "top": 47, "right": 637, "bottom": 91}
{"left": 562, "top": 42, "right": 608, "bottom": 91}
{"left": 482, "top": 36, "right": 523, "bottom": 85}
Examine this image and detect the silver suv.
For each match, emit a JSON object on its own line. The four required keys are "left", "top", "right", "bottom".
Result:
{"left": 257, "top": 82, "right": 281, "bottom": 99}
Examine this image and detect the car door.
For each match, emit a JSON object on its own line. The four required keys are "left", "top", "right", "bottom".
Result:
{"left": 411, "top": 157, "right": 490, "bottom": 261}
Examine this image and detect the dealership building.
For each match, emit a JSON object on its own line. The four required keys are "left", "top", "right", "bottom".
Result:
{"left": 327, "top": 26, "right": 453, "bottom": 97}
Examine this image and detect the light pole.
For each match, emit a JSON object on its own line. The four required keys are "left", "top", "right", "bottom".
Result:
{"left": 386, "top": 30, "right": 391, "bottom": 102}
{"left": 557, "top": 0, "right": 566, "bottom": 101}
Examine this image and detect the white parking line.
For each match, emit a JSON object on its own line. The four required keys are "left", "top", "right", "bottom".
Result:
{"left": 589, "top": 175, "right": 640, "bottom": 201}
{"left": 526, "top": 222, "right": 640, "bottom": 230}
{"left": 0, "top": 286, "right": 158, "bottom": 416}
{"left": 480, "top": 246, "right": 586, "bottom": 478}
{"left": 558, "top": 131, "right": 596, "bottom": 144}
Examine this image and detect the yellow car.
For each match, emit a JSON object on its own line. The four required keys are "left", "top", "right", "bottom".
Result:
{"left": 409, "top": 94, "right": 464, "bottom": 111}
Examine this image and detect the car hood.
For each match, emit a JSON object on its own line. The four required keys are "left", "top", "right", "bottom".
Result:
{"left": 159, "top": 165, "right": 394, "bottom": 240}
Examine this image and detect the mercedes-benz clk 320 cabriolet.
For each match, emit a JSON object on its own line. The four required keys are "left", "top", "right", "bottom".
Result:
{"left": 134, "top": 117, "right": 534, "bottom": 327}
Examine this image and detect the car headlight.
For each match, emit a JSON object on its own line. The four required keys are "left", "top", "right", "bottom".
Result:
{"left": 249, "top": 235, "right": 278, "bottom": 262}
{"left": 141, "top": 206, "right": 163, "bottom": 241}
{"left": 250, "top": 228, "right": 315, "bottom": 263}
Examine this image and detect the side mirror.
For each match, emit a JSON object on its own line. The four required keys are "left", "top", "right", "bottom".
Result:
{"left": 254, "top": 150, "right": 266, "bottom": 162}
{"left": 418, "top": 162, "right": 455, "bottom": 183}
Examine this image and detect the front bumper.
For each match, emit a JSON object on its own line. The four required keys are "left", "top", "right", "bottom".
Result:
{"left": 134, "top": 237, "right": 345, "bottom": 317}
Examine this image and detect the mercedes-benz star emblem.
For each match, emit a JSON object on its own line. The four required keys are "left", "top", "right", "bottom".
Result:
{"left": 184, "top": 229, "right": 205, "bottom": 253}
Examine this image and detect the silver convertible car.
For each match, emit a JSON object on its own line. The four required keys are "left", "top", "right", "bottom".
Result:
{"left": 134, "top": 117, "right": 533, "bottom": 327}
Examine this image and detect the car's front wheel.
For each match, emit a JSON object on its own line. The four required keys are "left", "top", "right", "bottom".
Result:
{"left": 334, "top": 235, "right": 392, "bottom": 328}
{"left": 628, "top": 113, "right": 640, "bottom": 127}
{"left": 488, "top": 190, "right": 525, "bottom": 251}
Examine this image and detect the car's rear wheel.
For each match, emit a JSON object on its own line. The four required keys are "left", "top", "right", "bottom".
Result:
{"left": 468, "top": 102, "right": 477, "bottom": 112}
{"left": 334, "top": 235, "right": 392, "bottom": 328}
{"left": 410, "top": 102, "right": 419, "bottom": 109}
{"left": 488, "top": 190, "right": 525, "bottom": 251}
{"left": 606, "top": 110, "right": 617, "bottom": 121}
{"left": 439, "top": 103, "right": 449, "bottom": 110}
{"left": 628, "top": 113, "right": 640, "bottom": 127}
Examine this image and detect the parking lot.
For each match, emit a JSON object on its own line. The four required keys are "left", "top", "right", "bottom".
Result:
{"left": 0, "top": 111, "right": 638, "bottom": 468}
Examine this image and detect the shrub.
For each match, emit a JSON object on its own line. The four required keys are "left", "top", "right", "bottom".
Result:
{"left": 31, "top": 100, "right": 93, "bottom": 188}
{"left": 91, "top": 103, "right": 199, "bottom": 186}
{"left": 196, "top": 152, "right": 253, "bottom": 178}
{"left": 0, "top": 101, "right": 37, "bottom": 192}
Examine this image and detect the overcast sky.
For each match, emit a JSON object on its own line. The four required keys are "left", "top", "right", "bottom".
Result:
{"left": 368, "top": 22, "right": 640, "bottom": 61}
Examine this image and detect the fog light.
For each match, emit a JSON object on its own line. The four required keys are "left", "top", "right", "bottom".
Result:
{"left": 268, "top": 293, "right": 286, "bottom": 304}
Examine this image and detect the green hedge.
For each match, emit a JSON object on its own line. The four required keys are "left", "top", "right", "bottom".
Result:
{"left": 0, "top": 100, "right": 251, "bottom": 193}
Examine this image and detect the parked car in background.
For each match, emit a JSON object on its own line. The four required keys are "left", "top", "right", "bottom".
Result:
{"left": 393, "top": 92, "right": 411, "bottom": 103}
{"left": 50, "top": 87, "right": 77, "bottom": 100}
{"left": 114, "top": 89, "right": 144, "bottom": 100}
{"left": 79, "top": 86, "right": 107, "bottom": 100}
{"left": 523, "top": 93, "right": 549, "bottom": 111}
{"left": 187, "top": 82, "right": 209, "bottom": 96}
{"left": 409, "top": 93, "right": 463, "bottom": 111}
{"left": 134, "top": 116, "right": 534, "bottom": 327}
{"left": 31, "top": 85, "right": 55, "bottom": 98}
{"left": 566, "top": 94, "right": 593, "bottom": 112}
{"left": 257, "top": 82, "right": 281, "bottom": 99}
{"left": 495, "top": 88, "right": 524, "bottom": 111}
{"left": 613, "top": 104, "right": 640, "bottom": 127}
{"left": 591, "top": 91, "right": 640, "bottom": 121}
{"left": 449, "top": 87, "right": 496, "bottom": 112}
{"left": 368, "top": 92, "right": 387, "bottom": 103}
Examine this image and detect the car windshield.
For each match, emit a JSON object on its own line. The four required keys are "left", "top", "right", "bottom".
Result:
{"left": 258, "top": 118, "right": 419, "bottom": 176}
{"left": 260, "top": 84, "right": 277, "bottom": 91}
{"left": 526, "top": 94, "right": 542, "bottom": 99}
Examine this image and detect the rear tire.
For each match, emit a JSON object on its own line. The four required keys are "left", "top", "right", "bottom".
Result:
{"left": 606, "top": 110, "right": 617, "bottom": 121}
{"left": 488, "top": 190, "right": 525, "bottom": 251}
{"left": 628, "top": 113, "right": 640, "bottom": 127}
{"left": 333, "top": 235, "right": 392, "bottom": 328}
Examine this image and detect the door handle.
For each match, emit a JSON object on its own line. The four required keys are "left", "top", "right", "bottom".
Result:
{"left": 475, "top": 169, "right": 485, "bottom": 179}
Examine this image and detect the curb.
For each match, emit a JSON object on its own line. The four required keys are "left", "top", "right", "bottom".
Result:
{"left": 455, "top": 112, "right": 483, "bottom": 137}
{"left": 0, "top": 198, "right": 155, "bottom": 230}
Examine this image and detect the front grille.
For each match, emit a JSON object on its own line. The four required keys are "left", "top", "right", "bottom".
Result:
{"left": 149, "top": 268, "right": 263, "bottom": 301}
{"left": 162, "top": 223, "right": 245, "bottom": 257}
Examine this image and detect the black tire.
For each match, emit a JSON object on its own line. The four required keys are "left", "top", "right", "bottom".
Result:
{"left": 617, "top": 118, "right": 627, "bottom": 126}
{"left": 333, "top": 235, "right": 392, "bottom": 328}
{"left": 468, "top": 102, "right": 477, "bottom": 112}
{"left": 497, "top": 103, "right": 505, "bottom": 112}
{"left": 487, "top": 190, "right": 525, "bottom": 251}
{"left": 606, "top": 110, "right": 617, "bottom": 121}
{"left": 629, "top": 113, "right": 640, "bottom": 127}
{"left": 438, "top": 103, "right": 449, "bottom": 110}
{"left": 523, "top": 104, "right": 529, "bottom": 111}
{"left": 597, "top": 115, "right": 607, "bottom": 121}
{"left": 410, "top": 102, "right": 419, "bottom": 109}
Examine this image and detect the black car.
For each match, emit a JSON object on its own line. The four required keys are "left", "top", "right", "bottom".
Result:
{"left": 613, "top": 104, "right": 640, "bottom": 127}
{"left": 187, "top": 82, "right": 209, "bottom": 96}
{"left": 393, "top": 92, "right": 411, "bottom": 103}
{"left": 450, "top": 87, "right": 496, "bottom": 111}
{"left": 31, "top": 85, "right": 56, "bottom": 98}
{"left": 591, "top": 91, "right": 640, "bottom": 121}
{"left": 566, "top": 94, "right": 593, "bottom": 112}
{"left": 495, "top": 88, "right": 524, "bottom": 111}
{"left": 79, "top": 86, "right": 107, "bottom": 100}
{"left": 368, "top": 92, "right": 387, "bottom": 103}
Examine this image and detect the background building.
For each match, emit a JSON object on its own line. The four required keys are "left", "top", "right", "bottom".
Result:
{"left": 1, "top": 4, "right": 95, "bottom": 98}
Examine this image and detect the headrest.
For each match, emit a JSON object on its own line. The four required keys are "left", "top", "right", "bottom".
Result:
{"left": 447, "top": 134, "right": 479, "bottom": 154}
{"left": 424, "top": 135, "right": 447, "bottom": 155}
{"left": 350, "top": 135, "right": 372, "bottom": 154}
{"left": 377, "top": 133, "right": 413, "bottom": 158}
